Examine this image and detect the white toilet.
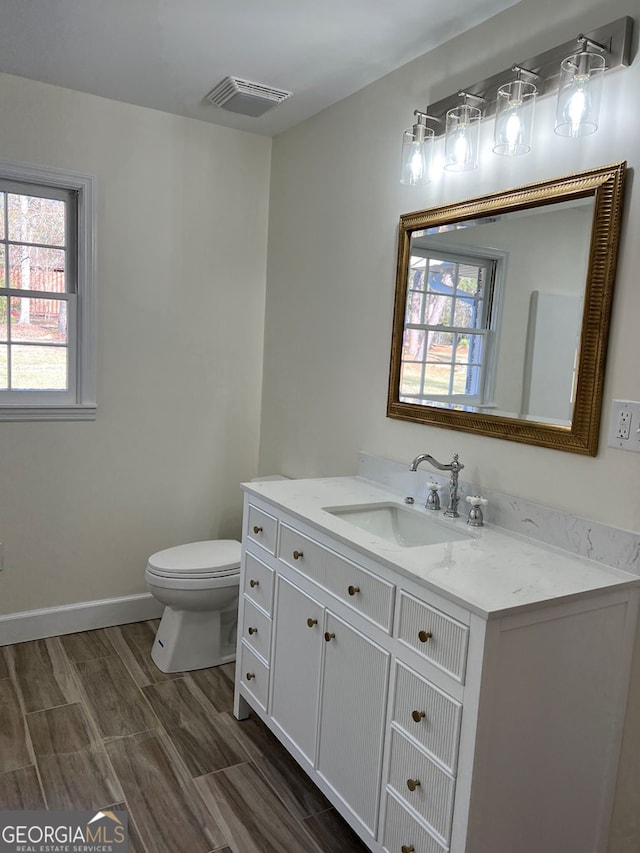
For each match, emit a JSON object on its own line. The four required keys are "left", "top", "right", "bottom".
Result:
{"left": 145, "top": 539, "right": 241, "bottom": 673}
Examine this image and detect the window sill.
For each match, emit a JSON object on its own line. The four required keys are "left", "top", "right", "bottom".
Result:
{"left": 0, "top": 405, "right": 97, "bottom": 422}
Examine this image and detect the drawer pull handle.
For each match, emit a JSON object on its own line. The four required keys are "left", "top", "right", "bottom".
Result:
{"left": 406, "top": 778, "right": 421, "bottom": 792}
{"left": 252, "top": 525, "right": 263, "bottom": 534}
{"left": 418, "top": 630, "right": 433, "bottom": 643}
{"left": 246, "top": 672, "right": 255, "bottom": 681}
{"left": 411, "top": 710, "right": 426, "bottom": 723}
{"left": 247, "top": 627, "right": 258, "bottom": 636}
{"left": 324, "top": 632, "right": 335, "bottom": 642}
{"left": 293, "top": 550, "right": 303, "bottom": 560}
{"left": 249, "top": 579, "right": 259, "bottom": 588}
{"left": 307, "top": 618, "right": 318, "bottom": 628}
{"left": 347, "top": 585, "right": 360, "bottom": 596}
{"left": 401, "top": 846, "right": 416, "bottom": 853}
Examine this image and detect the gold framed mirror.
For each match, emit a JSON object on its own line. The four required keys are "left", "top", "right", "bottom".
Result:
{"left": 387, "top": 162, "right": 626, "bottom": 455}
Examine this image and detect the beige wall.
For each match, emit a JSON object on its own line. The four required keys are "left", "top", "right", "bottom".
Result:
{"left": 0, "top": 72, "right": 272, "bottom": 614}
{"left": 260, "top": 1, "right": 640, "bottom": 849}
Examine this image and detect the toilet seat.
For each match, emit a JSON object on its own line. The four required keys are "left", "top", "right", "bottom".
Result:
{"left": 146, "top": 540, "right": 241, "bottom": 581}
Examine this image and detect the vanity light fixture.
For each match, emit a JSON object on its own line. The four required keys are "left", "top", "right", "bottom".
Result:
{"left": 444, "top": 93, "right": 484, "bottom": 172}
{"left": 400, "top": 16, "right": 633, "bottom": 184}
{"left": 400, "top": 111, "right": 438, "bottom": 185}
{"left": 493, "top": 66, "right": 538, "bottom": 156}
{"left": 555, "top": 35, "right": 606, "bottom": 137}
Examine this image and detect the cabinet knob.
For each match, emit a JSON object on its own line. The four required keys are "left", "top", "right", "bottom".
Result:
{"left": 324, "top": 632, "right": 335, "bottom": 642}
{"left": 247, "top": 626, "right": 257, "bottom": 636}
{"left": 252, "top": 525, "right": 263, "bottom": 534}
{"left": 406, "top": 778, "right": 421, "bottom": 792}
{"left": 418, "top": 630, "right": 433, "bottom": 643}
{"left": 246, "top": 672, "right": 255, "bottom": 681}
{"left": 249, "top": 579, "right": 259, "bottom": 588}
{"left": 347, "top": 585, "right": 360, "bottom": 596}
{"left": 293, "top": 550, "right": 303, "bottom": 560}
{"left": 307, "top": 618, "right": 318, "bottom": 628}
{"left": 401, "top": 847, "right": 416, "bottom": 853}
{"left": 411, "top": 710, "right": 426, "bottom": 723}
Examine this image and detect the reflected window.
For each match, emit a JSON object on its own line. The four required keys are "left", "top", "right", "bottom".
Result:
{"left": 399, "top": 246, "right": 500, "bottom": 408}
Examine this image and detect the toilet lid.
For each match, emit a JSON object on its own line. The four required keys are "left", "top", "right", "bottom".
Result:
{"left": 147, "top": 540, "right": 241, "bottom": 577}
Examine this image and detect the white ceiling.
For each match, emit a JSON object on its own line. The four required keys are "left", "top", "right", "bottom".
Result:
{"left": 0, "top": 0, "right": 521, "bottom": 137}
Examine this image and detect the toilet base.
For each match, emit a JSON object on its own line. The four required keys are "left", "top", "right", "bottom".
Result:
{"left": 151, "top": 605, "right": 237, "bottom": 673}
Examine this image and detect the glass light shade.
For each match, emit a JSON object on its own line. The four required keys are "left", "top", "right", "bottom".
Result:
{"left": 555, "top": 51, "right": 605, "bottom": 137}
{"left": 444, "top": 104, "right": 482, "bottom": 172}
{"left": 493, "top": 79, "right": 537, "bottom": 156}
{"left": 400, "top": 124, "right": 434, "bottom": 185}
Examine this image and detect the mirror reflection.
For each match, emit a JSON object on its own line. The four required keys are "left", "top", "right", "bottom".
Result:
{"left": 400, "top": 198, "right": 594, "bottom": 425}
{"left": 388, "top": 163, "right": 626, "bottom": 455}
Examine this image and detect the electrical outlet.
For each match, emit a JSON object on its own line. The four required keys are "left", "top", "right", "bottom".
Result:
{"left": 617, "top": 410, "right": 632, "bottom": 439}
{"left": 608, "top": 400, "right": 640, "bottom": 452}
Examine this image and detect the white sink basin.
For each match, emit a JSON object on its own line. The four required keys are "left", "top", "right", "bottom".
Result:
{"left": 323, "top": 502, "right": 472, "bottom": 547}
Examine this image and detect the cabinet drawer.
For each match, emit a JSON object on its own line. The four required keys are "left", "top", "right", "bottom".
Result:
{"left": 392, "top": 662, "right": 462, "bottom": 773}
{"left": 387, "top": 728, "right": 455, "bottom": 844}
{"left": 241, "top": 597, "right": 272, "bottom": 663}
{"left": 278, "top": 524, "right": 326, "bottom": 584}
{"left": 398, "top": 592, "right": 469, "bottom": 683}
{"left": 382, "top": 792, "right": 447, "bottom": 853}
{"left": 243, "top": 553, "right": 274, "bottom": 615}
{"left": 325, "top": 552, "right": 395, "bottom": 632}
{"left": 247, "top": 505, "right": 278, "bottom": 555}
{"left": 239, "top": 642, "right": 269, "bottom": 712}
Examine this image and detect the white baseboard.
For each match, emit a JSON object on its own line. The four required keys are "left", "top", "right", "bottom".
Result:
{"left": 0, "top": 593, "right": 164, "bottom": 646}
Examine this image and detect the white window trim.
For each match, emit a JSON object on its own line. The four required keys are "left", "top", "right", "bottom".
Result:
{"left": 0, "top": 160, "right": 96, "bottom": 422}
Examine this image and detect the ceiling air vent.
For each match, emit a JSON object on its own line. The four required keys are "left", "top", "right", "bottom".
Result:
{"left": 206, "top": 76, "right": 292, "bottom": 117}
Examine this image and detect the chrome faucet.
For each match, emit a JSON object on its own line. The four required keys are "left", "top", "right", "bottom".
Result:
{"left": 409, "top": 453, "right": 464, "bottom": 518}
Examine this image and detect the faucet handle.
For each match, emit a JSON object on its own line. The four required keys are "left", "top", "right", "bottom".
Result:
{"left": 425, "top": 482, "right": 440, "bottom": 511}
{"left": 465, "top": 495, "right": 487, "bottom": 527}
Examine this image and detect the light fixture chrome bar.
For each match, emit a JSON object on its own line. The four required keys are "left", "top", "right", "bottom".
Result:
{"left": 423, "top": 16, "right": 632, "bottom": 135}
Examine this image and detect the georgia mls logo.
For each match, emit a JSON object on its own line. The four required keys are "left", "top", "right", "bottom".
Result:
{"left": 0, "top": 809, "right": 128, "bottom": 852}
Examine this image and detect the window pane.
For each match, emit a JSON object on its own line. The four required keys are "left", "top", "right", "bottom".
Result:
{"left": 399, "top": 361, "right": 422, "bottom": 396}
{"left": 402, "top": 328, "right": 426, "bottom": 362}
{"left": 453, "top": 364, "right": 481, "bottom": 396}
{"left": 0, "top": 245, "right": 5, "bottom": 287}
{"left": 8, "top": 246, "right": 66, "bottom": 293}
{"left": 0, "top": 193, "right": 5, "bottom": 240}
{"left": 405, "top": 287, "right": 425, "bottom": 327}
{"left": 11, "top": 345, "right": 67, "bottom": 390}
{"left": 0, "top": 345, "right": 7, "bottom": 389}
{"left": 454, "top": 298, "right": 475, "bottom": 328}
{"left": 424, "top": 361, "right": 453, "bottom": 396}
{"left": 10, "top": 297, "right": 68, "bottom": 343}
{"left": 7, "top": 194, "right": 65, "bottom": 246}
{"left": 0, "top": 296, "right": 7, "bottom": 342}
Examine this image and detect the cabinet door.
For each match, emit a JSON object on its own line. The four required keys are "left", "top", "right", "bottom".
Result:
{"left": 270, "top": 576, "right": 323, "bottom": 764}
{"left": 317, "top": 611, "right": 390, "bottom": 836}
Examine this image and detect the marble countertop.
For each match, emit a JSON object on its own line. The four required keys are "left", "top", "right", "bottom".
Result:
{"left": 243, "top": 476, "right": 639, "bottom": 619}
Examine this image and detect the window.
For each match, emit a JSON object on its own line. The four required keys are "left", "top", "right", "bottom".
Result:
{"left": 399, "top": 244, "right": 502, "bottom": 408}
{"left": 0, "top": 161, "right": 95, "bottom": 420}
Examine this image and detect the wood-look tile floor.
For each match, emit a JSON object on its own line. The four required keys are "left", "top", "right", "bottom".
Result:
{"left": 0, "top": 621, "right": 370, "bottom": 853}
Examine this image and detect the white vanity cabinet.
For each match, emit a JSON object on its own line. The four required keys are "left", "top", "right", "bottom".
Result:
{"left": 234, "top": 483, "right": 639, "bottom": 853}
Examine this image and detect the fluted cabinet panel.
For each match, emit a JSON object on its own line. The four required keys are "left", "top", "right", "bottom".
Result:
{"left": 392, "top": 662, "right": 462, "bottom": 773}
{"left": 243, "top": 553, "right": 274, "bottom": 616}
{"left": 382, "top": 792, "right": 447, "bottom": 853}
{"left": 270, "top": 577, "right": 323, "bottom": 765}
{"left": 387, "top": 728, "right": 455, "bottom": 845}
{"left": 397, "top": 592, "right": 469, "bottom": 682}
{"left": 241, "top": 598, "right": 272, "bottom": 663}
